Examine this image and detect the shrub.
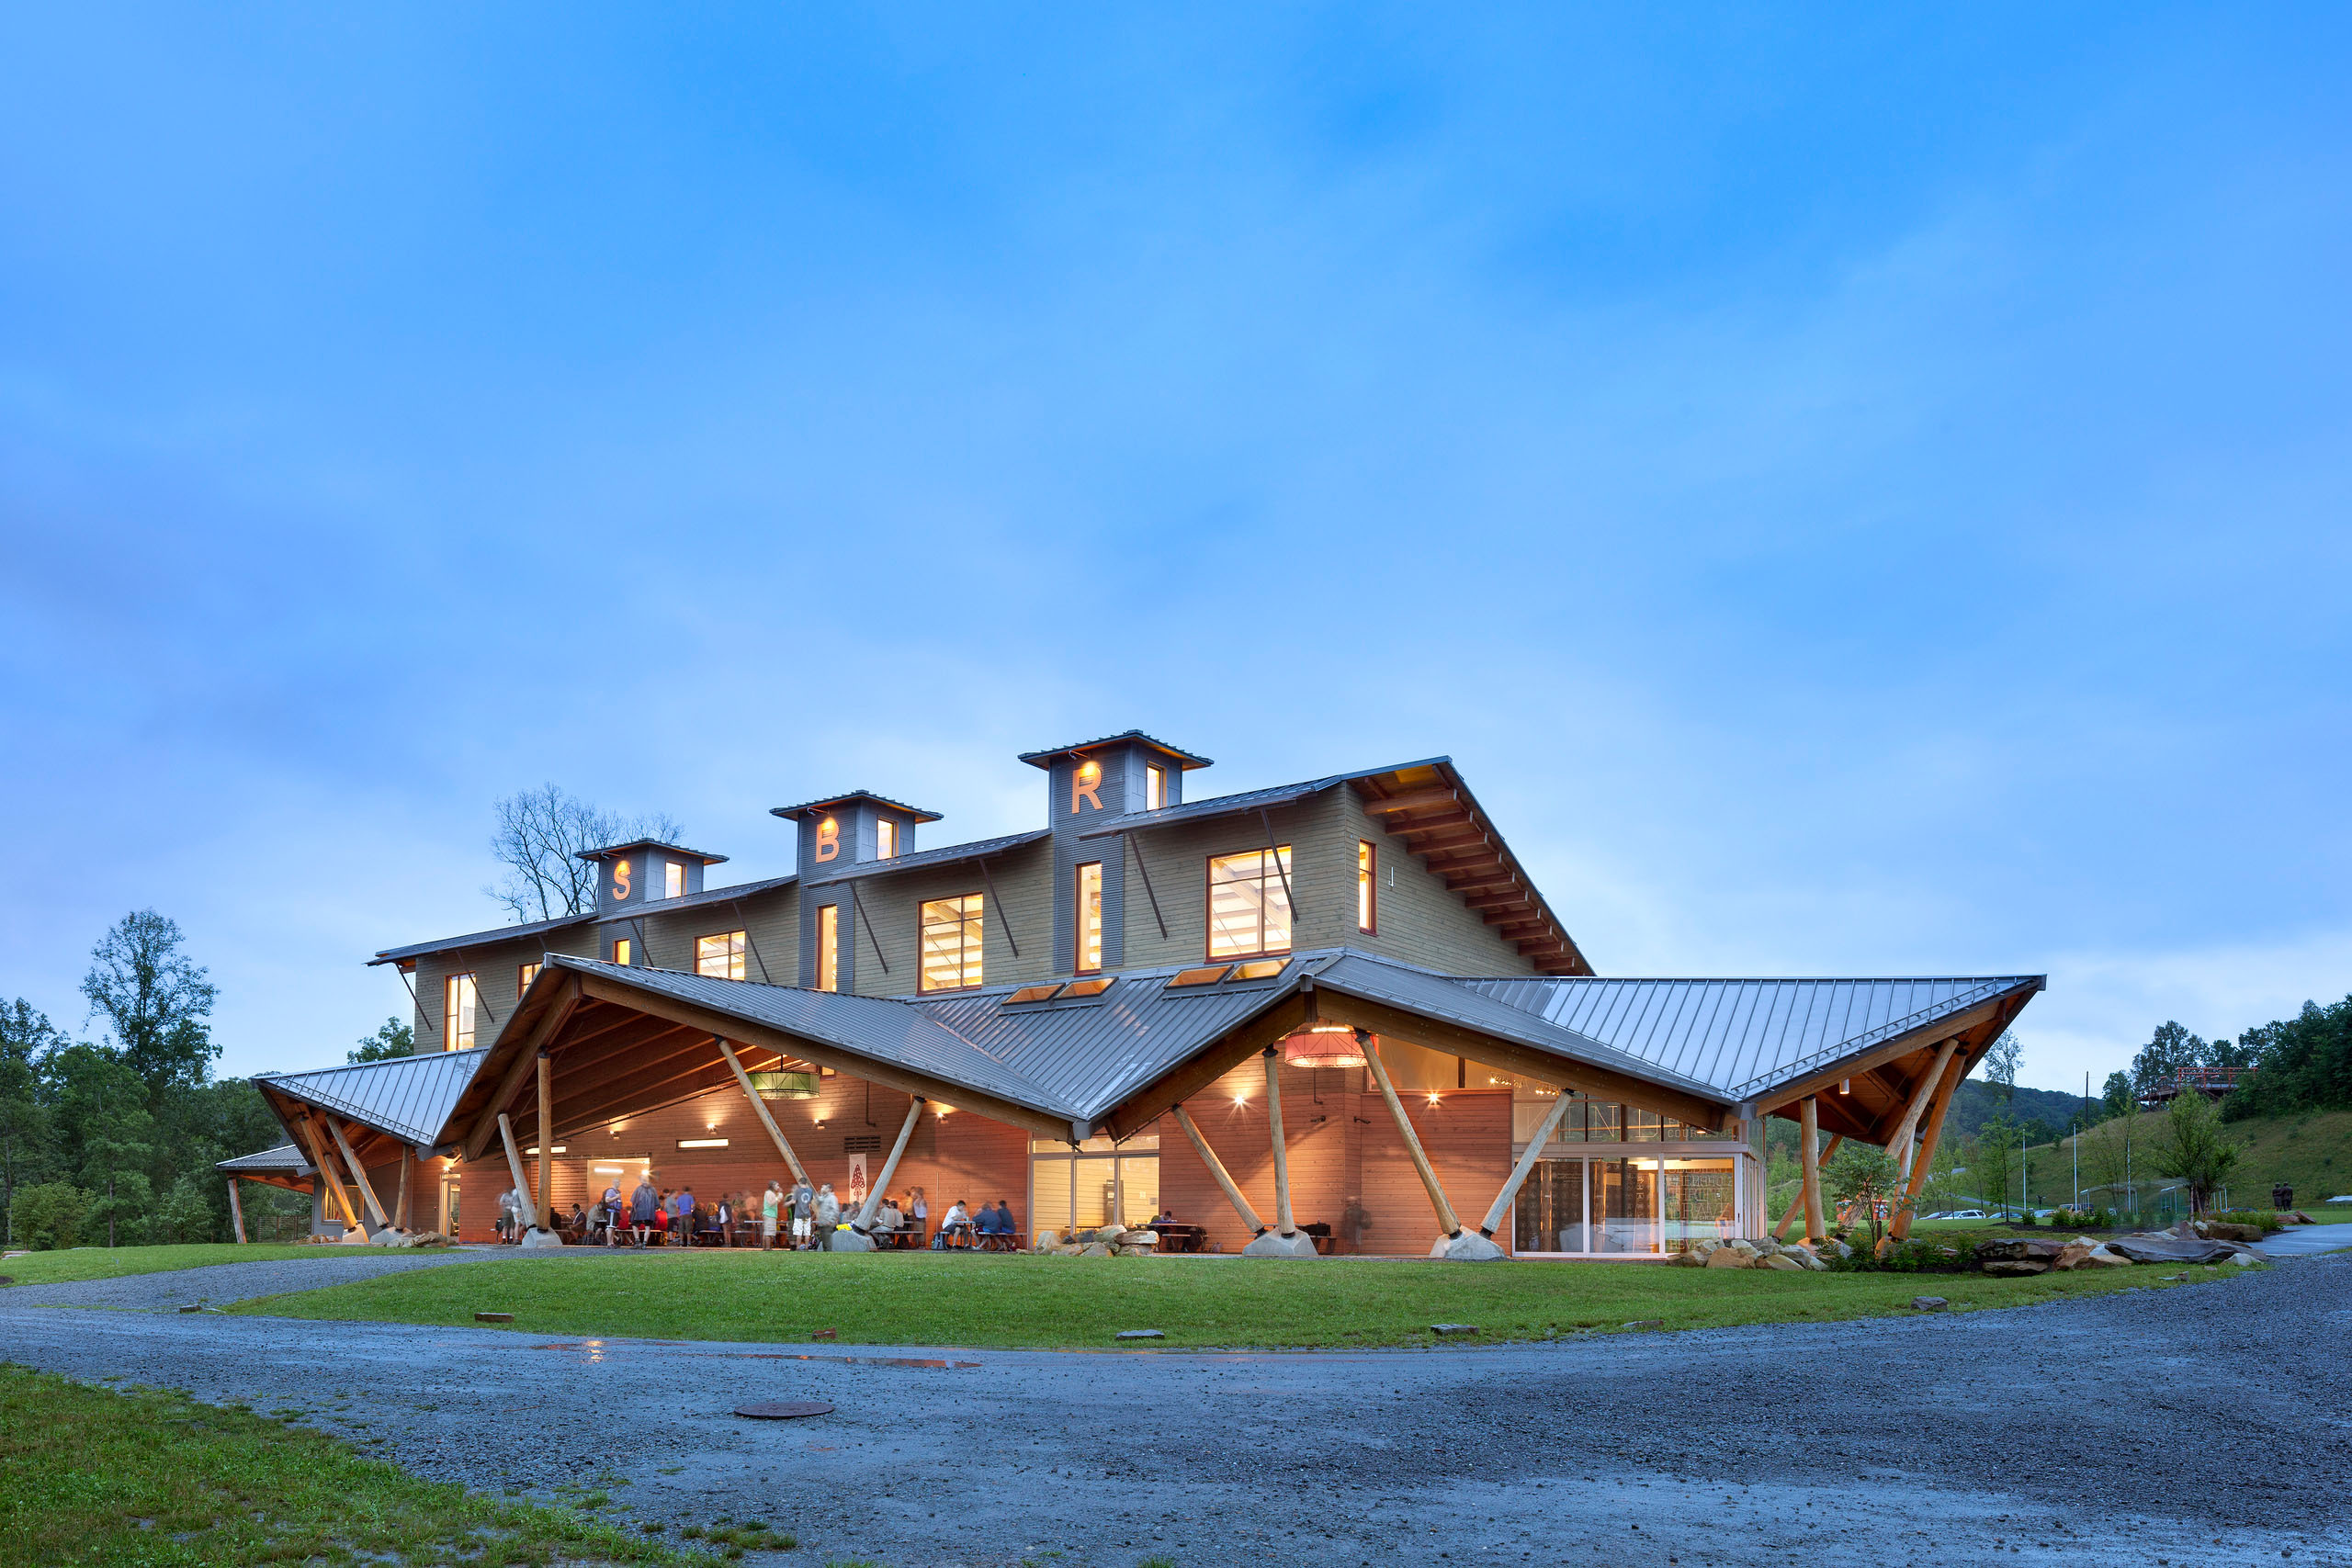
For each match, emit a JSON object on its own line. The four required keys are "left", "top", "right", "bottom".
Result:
{"left": 2206, "top": 1209, "right": 2287, "bottom": 1233}
{"left": 10, "top": 1182, "right": 92, "bottom": 1250}
{"left": 1824, "top": 1235, "right": 1974, "bottom": 1274}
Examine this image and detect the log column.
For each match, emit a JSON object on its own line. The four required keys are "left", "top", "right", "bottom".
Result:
{"left": 844, "top": 1097, "right": 925, "bottom": 1248}
{"left": 1261, "top": 1049, "right": 1297, "bottom": 1239}
{"left": 1800, "top": 1097, "right": 1826, "bottom": 1243}
{"left": 1476, "top": 1088, "right": 1577, "bottom": 1241}
{"left": 536, "top": 1051, "right": 554, "bottom": 1230}
{"left": 1365, "top": 1033, "right": 1461, "bottom": 1240}
{"left": 1773, "top": 1134, "right": 1842, "bottom": 1240}
{"left": 1172, "top": 1104, "right": 1265, "bottom": 1237}
{"left": 718, "top": 1038, "right": 809, "bottom": 1186}
{"left": 497, "top": 1113, "right": 536, "bottom": 1235}
{"left": 227, "top": 1179, "right": 247, "bottom": 1244}
{"left": 299, "top": 1115, "right": 362, "bottom": 1234}
{"left": 394, "top": 1147, "right": 413, "bottom": 1232}
{"left": 1890, "top": 1050, "right": 1968, "bottom": 1240}
{"left": 327, "top": 1119, "right": 390, "bottom": 1229}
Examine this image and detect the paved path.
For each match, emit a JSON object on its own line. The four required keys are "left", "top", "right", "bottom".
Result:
{"left": 2256, "top": 1221, "right": 2352, "bottom": 1257}
{"left": 4, "top": 1250, "right": 2347, "bottom": 1568}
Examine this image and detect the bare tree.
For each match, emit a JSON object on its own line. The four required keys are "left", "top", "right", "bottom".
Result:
{"left": 485, "top": 785, "right": 685, "bottom": 922}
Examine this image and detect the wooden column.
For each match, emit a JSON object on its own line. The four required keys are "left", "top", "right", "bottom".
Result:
{"left": 327, "top": 1119, "right": 390, "bottom": 1228}
{"left": 394, "top": 1147, "right": 413, "bottom": 1231}
{"left": 536, "top": 1051, "right": 553, "bottom": 1230}
{"left": 1887, "top": 1038, "right": 1961, "bottom": 1174}
{"left": 718, "top": 1038, "right": 809, "bottom": 1185}
{"left": 1799, "top": 1097, "right": 1826, "bottom": 1242}
{"left": 1890, "top": 1051, "right": 1968, "bottom": 1240}
{"left": 299, "top": 1115, "right": 362, "bottom": 1233}
{"left": 1476, "top": 1089, "right": 1576, "bottom": 1240}
{"left": 1364, "top": 1034, "right": 1461, "bottom": 1238}
{"left": 852, "top": 1097, "right": 925, "bottom": 1235}
{"left": 497, "top": 1113, "right": 536, "bottom": 1235}
{"left": 1261, "top": 1049, "right": 1296, "bottom": 1236}
{"left": 227, "top": 1179, "right": 247, "bottom": 1244}
{"left": 1172, "top": 1104, "right": 1265, "bottom": 1235}
{"left": 1771, "top": 1133, "right": 1842, "bottom": 1240}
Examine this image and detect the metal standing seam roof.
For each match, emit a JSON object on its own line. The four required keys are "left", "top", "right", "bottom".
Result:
{"left": 573, "top": 839, "right": 730, "bottom": 865}
{"left": 370, "top": 910, "right": 596, "bottom": 966}
{"left": 215, "top": 1142, "right": 315, "bottom": 1175}
{"left": 588, "top": 873, "right": 798, "bottom": 920}
{"left": 1454, "top": 975, "right": 2046, "bottom": 1101}
{"left": 802, "top": 829, "right": 1052, "bottom": 888}
{"left": 769, "top": 791, "right": 944, "bottom": 822}
{"left": 1016, "top": 730, "right": 1214, "bottom": 769}
{"left": 256, "top": 1047, "right": 490, "bottom": 1146}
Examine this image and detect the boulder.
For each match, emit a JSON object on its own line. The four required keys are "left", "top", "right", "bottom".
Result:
{"left": 2201, "top": 1222, "right": 2266, "bottom": 1244}
{"left": 831, "top": 1229, "right": 876, "bottom": 1252}
{"left": 367, "top": 1227, "right": 407, "bottom": 1247}
{"left": 1097, "top": 1224, "right": 1128, "bottom": 1246}
{"left": 1704, "top": 1247, "right": 1750, "bottom": 1270}
{"left": 2227, "top": 1252, "right": 2259, "bottom": 1267}
{"left": 1125, "top": 1227, "right": 1159, "bottom": 1246}
{"left": 1078, "top": 1243, "right": 1114, "bottom": 1258}
{"left": 1911, "top": 1296, "right": 1949, "bottom": 1312}
{"left": 1761, "top": 1254, "right": 1805, "bottom": 1272}
{"left": 2082, "top": 1246, "right": 2133, "bottom": 1268}
{"left": 1690, "top": 1238, "right": 1723, "bottom": 1260}
{"left": 1975, "top": 1237, "right": 2068, "bottom": 1263}
{"left": 1241, "top": 1230, "right": 1318, "bottom": 1258}
{"left": 1035, "top": 1230, "right": 1061, "bottom": 1250}
{"left": 2050, "top": 1243, "right": 2095, "bottom": 1271}
{"left": 2107, "top": 1233, "right": 2237, "bottom": 1266}
{"left": 1668, "top": 1249, "right": 1707, "bottom": 1268}
{"left": 1982, "top": 1260, "right": 2050, "bottom": 1276}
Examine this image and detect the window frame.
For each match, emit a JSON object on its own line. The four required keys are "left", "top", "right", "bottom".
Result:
{"left": 917, "top": 892, "right": 986, "bottom": 994}
{"left": 443, "top": 973, "right": 479, "bottom": 1052}
{"left": 1357, "top": 840, "right": 1377, "bottom": 935}
{"left": 663, "top": 860, "right": 685, "bottom": 899}
{"left": 611, "top": 936, "right": 632, "bottom": 966}
{"left": 1074, "top": 861, "right": 1104, "bottom": 974}
{"left": 696, "top": 930, "right": 747, "bottom": 981}
{"left": 516, "top": 961, "right": 539, "bottom": 998}
{"left": 876, "top": 818, "right": 898, "bottom": 860}
{"left": 1203, "top": 846, "right": 1295, "bottom": 962}
{"left": 1145, "top": 764, "right": 1167, "bottom": 811}
{"left": 816, "top": 904, "right": 840, "bottom": 992}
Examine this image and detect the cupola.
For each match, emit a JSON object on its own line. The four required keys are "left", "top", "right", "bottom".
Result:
{"left": 575, "top": 840, "right": 729, "bottom": 917}
{"left": 768, "top": 791, "right": 943, "bottom": 874}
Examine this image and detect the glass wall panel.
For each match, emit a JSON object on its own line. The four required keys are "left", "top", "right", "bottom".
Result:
{"left": 1584, "top": 1101, "right": 1622, "bottom": 1143}
{"left": 1031, "top": 1157, "right": 1075, "bottom": 1239}
{"left": 1118, "top": 1156, "right": 1159, "bottom": 1226}
{"left": 1073, "top": 1156, "right": 1116, "bottom": 1229}
{"left": 1626, "top": 1109, "right": 1664, "bottom": 1142}
{"left": 1589, "top": 1158, "right": 1659, "bottom": 1254}
{"left": 1661, "top": 1159, "right": 1738, "bottom": 1255}
{"left": 1511, "top": 1159, "right": 1587, "bottom": 1253}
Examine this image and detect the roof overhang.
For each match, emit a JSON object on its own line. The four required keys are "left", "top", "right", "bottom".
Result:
{"left": 1747, "top": 977, "right": 2044, "bottom": 1144}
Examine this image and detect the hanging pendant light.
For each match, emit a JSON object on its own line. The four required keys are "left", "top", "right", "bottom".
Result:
{"left": 1282, "top": 1024, "right": 1367, "bottom": 1069}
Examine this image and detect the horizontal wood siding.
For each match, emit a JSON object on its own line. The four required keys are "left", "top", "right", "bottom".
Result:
{"left": 1339, "top": 785, "right": 1544, "bottom": 976}
{"left": 835, "top": 840, "right": 1056, "bottom": 998}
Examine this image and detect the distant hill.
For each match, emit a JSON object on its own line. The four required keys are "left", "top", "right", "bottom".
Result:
{"left": 2020, "top": 1107, "right": 2352, "bottom": 1215}
{"left": 1943, "top": 1078, "right": 2091, "bottom": 1143}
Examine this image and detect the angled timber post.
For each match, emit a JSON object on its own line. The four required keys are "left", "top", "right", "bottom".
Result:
{"left": 1363, "top": 1032, "right": 1462, "bottom": 1240}
{"left": 227, "top": 1179, "right": 247, "bottom": 1244}
{"left": 1262, "top": 1048, "right": 1297, "bottom": 1238}
{"left": 1773, "top": 1134, "right": 1842, "bottom": 1240}
{"left": 717, "top": 1037, "right": 809, "bottom": 1185}
{"left": 841, "top": 1096, "right": 925, "bottom": 1249}
{"left": 1800, "top": 1097, "right": 1826, "bottom": 1243}
{"left": 536, "top": 1051, "right": 554, "bottom": 1230}
{"left": 1171, "top": 1104, "right": 1265, "bottom": 1237}
{"left": 1476, "top": 1087, "right": 1577, "bottom": 1244}
{"left": 497, "top": 1113, "right": 536, "bottom": 1237}
{"left": 1887, "top": 1038, "right": 1961, "bottom": 1176}
{"left": 299, "top": 1114, "right": 362, "bottom": 1234}
{"left": 1890, "top": 1050, "right": 1967, "bottom": 1240}
{"left": 395, "top": 1147, "right": 413, "bottom": 1231}
{"left": 328, "top": 1119, "right": 390, "bottom": 1229}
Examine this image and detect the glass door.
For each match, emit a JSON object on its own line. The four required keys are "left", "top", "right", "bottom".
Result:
{"left": 1512, "top": 1159, "right": 1588, "bottom": 1254}
{"left": 1589, "top": 1158, "right": 1660, "bottom": 1254}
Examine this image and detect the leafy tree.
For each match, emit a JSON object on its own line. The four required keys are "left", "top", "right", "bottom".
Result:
{"left": 2100, "top": 1070, "right": 2134, "bottom": 1121}
{"left": 349, "top": 1018, "right": 414, "bottom": 1065}
{"left": 46, "top": 1044, "right": 156, "bottom": 1247}
{"left": 1824, "top": 1142, "right": 1902, "bottom": 1244}
{"left": 150, "top": 1173, "right": 220, "bottom": 1243}
{"left": 1977, "top": 1112, "right": 2022, "bottom": 1218}
{"left": 2222, "top": 996, "right": 2352, "bottom": 1119}
{"left": 2154, "top": 1089, "right": 2244, "bottom": 1213}
{"left": 80, "top": 910, "right": 219, "bottom": 1109}
{"left": 2131, "top": 1021, "right": 2205, "bottom": 1097}
{"left": 486, "top": 785, "right": 684, "bottom": 922}
{"left": 8, "top": 1181, "right": 90, "bottom": 1250}
{"left": 0, "top": 998, "right": 63, "bottom": 1245}
{"left": 1983, "top": 1032, "right": 2021, "bottom": 1104}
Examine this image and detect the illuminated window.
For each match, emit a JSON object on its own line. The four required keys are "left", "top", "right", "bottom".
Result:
{"left": 919, "top": 894, "right": 985, "bottom": 993}
{"left": 1206, "top": 847, "right": 1292, "bottom": 959}
{"left": 696, "top": 931, "right": 746, "bottom": 980}
{"left": 876, "top": 819, "right": 898, "bottom": 860}
{"left": 816, "top": 905, "right": 839, "bottom": 992}
{"left": 1006, "top": 984, "right": 1063, "bottom": 1005}
{"left": 611, "top": 937, "right": 632, "bottom": 966}
{"left": 1062, "top": 976, "right": 1114, "bottom": 998}
{"left": 663, "top": 861, "right": 685, "bottom": 899}
{"left": 1168, "top": 964, "right": 1231, "bottom": 987}
{"left": 516, "top": 962, "right": 539, "bottom": 997}
{"left": 1357, "top": 840, "right": 1377, "bottom": 934}
{"left": 1232, "top": 959, "right": 1284, "bottom": 979}
{"left": 1145, "top": 764, "right": 1167, "bottom": 811}
{"left": 1074, "top": 862, "right": 1103, "bottom": 973}
{"left": 443, "top": 975, "right": 478, "bottom": 1051}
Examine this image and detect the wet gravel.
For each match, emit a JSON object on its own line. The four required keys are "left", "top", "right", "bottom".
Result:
{"left": 3, "top": 1248, "right": 2346, "bottom": 1568}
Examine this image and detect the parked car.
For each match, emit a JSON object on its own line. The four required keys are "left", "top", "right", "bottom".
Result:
{"left": 1937, "top": 1210, "right": 1987, "bottom": 1220}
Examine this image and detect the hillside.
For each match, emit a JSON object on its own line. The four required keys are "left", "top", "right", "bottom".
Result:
{"left": 1945, "top": 1079, "right": 2091, "bottom": 1143}
{"left": 2019, "top": 1107, "right": 2352, "bottom": 1215}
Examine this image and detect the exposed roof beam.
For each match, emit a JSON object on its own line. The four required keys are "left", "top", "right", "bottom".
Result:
{"left": 1361, "top": 787, "right": 1461, "bottom": 815}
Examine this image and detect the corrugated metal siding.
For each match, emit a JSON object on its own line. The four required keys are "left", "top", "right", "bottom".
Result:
{"left": 1456, "top": 976, "right": 2040, "bottom": 1100}
{"left": 261, "top": 1048, "right": 490, "bottom": 1145}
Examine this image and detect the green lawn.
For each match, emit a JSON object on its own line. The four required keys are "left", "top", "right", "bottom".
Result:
{"left": 225, "top": 1248, "right": 2185, "bottom": 1348}
{"left": 0, "top": 1242, "right": 332, "bottom": 1288}
{"left": 0, "top": 1362, "right": 691, "bottom": 1566}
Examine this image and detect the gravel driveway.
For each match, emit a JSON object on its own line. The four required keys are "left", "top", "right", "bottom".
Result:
{"left": 4, "top": 1249, "right": 2346, "bottom": 1568}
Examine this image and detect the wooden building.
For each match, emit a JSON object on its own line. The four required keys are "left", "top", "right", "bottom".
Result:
{"left": 227, "top": 732, "right": 2042, "bottom": 1260}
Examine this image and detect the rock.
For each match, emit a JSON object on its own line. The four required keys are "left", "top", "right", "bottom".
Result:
{"left": 1668, "top": 1250, "right": 1706, "bottom": 1267}
{"left": 1241, "top": 1230, "right": 1317, "bottom": 1258}
{"left": 2108, "top": 1234, "right": 2237, "bottom": 1266}
{"left": 1750, "top": 1238, "right": 1781, "bottom": 1258}
{"left": 1911, "top": 1296, "right": 1949, "bottom": 1312}
{"left": 2051, "top": 1243, "right": 2095, "bottom": 1271}
{"left": 1792, "top": 1248, "right": 1829, "bottom": 1271}
{"left": 367, "top": 1227, "right": 406, "bottom": 1247}
{"left": 1761, "top": 1254, "right": 1805, "bottom": 1271}
{"left": 1078, "top": 1243, "right": 1114, "bottom": 1258}
{"left": 1704, "top": 1247, "right": 1751, "bottom": 1270}
{"left": 1115, "top": 1329, "right": 1164, "bottom": 1340}
{"left": 517, "top": 1226, "right": 565, "bottom": 1249}
{"left": 1442, "top": 1232, "right": 1508, "bottom": 1262}
{"left": 1975, "top": 1237, "right": 2068, "bottom": 1263}
{"left": 1125, "top": 1228, "right": 1159, "bottom": 1246}
{"left": 2228, "top": 1252, "right": 2258, "bottom": 1267}
{"left": 831, "top": 1229, "right": 876, "bottom": 1252}
{"left": 2157, "top": 1272, "right": 2188, "bottom": 1281}
{"left": 2083, "top": 1246, "right": 2133, "bottom": 1268}
{"left": 1430, "top": 1323, "right": 1478, "bottom": 1336}
{"left": 1035, "top": 1230, "right": 1060, "bottom": 1250}
{"left": 1690, "top": 1238, "right": 1722, "bottom": 1259}
{"left": 2202, "top": 1222, "right": 2266, "bottom": 1243}
{"left": 1982, "top": 1260, "right": 2050, "bottom": 1276}
{"left": 1055, "top": 1245, "right": 1085, "bottom": 1257}
{"left": 1725, "top": 1239, "right": 1760, "bottom": 1262}
{"left": 1830, "top": 1240, "right": 1853, "bottom": 1259}
{"left": 1097, "top": 1224, "right": 1128, "bottom": 1246}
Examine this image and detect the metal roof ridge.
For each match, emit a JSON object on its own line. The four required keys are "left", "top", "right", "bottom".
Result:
{"left": 1726, "top": 977, "right": 2042, "bottom": 1100}
{"left": 258, "top": 1046, "right": 490, "bottom": 1085}
{"left": 768, "top": 790, "right": 944, "bottom": 822}
{"left": 1470, "top": 973, "right": 2048, "bottom": 987}
{"left": 573, "top": 839, "right": 730, "bottom": 864}
{"left": 1016, "top": 729, "right": 1215, "bottom": 770}
{"left": 368, "top": 912, "right": 598, "bottom": 965}
{"left": 1071, "top": 757, "right": 1453, "bottom": 840}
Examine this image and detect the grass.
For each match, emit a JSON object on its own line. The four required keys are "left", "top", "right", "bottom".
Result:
{"left": 2019, "top": 1107, "right": 2352, "bottom": 1214}
{"left": 0, "top": 1361, "right": 685, "bottom": 1566}
{"left": 224, "top": 1247, "right": 2179, "bottom": 1348}
{"left": 0, "top": 1242, "right": 334, "bottom": 1288}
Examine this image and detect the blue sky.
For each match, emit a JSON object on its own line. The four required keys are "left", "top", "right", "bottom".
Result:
{"left": 3, "top": 7, "right": 2346, "bottom": 1092}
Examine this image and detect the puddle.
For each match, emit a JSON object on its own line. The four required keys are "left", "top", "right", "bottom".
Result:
{"left": 530, "top": 1341, "right": 978, "bottom": 1370}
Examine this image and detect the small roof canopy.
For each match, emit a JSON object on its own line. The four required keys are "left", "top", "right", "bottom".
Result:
{"left": 1018, "top": 729, "right": 1213, "bottom": 770}
{"left": 575, "top": 839, "right": 729, "bottom": 865}
{"left": 768, "top": 791, "right": 944, "bottom": 823}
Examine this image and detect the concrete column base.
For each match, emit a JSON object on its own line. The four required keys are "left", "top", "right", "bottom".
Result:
{"left": 1435, "top": 1232, "right": 1508, "bottom": 1262}
{"left": 518, "top": 1226, "right": 566, "bottom": 1248}
{"left": 1241, "top": 1231, "right": 1319, "bottom": 1258}
{"left": 336, "top": 1227, "right": 368, "bottom": 1245}
{"left": 366, "top": 1227, "right": 408, "bottom": 1247}
{"left": 831, "top": 1230, "right": 876, "bottom": 1252}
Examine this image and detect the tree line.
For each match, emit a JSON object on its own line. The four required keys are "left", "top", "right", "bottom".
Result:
{"left": 1, "top": 910, "right": 397, "bottom": 1249}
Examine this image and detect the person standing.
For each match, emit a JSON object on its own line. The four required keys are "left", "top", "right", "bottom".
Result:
{"left": 496, "top": 1186, "right": 520, "bottom": 1244}
{"left": 629, "top": 1176, "right": 657, "bottom": 1247}
{"left": 761, "top": 1179, "right": 784, "bottom": 1251}
{"left": 813, "top": 1182, "right": 840, "bottom": 1250}
{"left": 675, "top": 1186, "right": 697, "bottom": 1247}
{"left": 789, "top": 1175, "right": 815, "bottom": 1250}
{"left": 909, "top": 1187, "right": 928, "bottom": 1247}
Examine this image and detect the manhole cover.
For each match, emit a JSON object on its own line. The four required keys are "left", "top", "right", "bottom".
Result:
{"left": 734, "top": 1400, "right": 834, "bottom": 1420}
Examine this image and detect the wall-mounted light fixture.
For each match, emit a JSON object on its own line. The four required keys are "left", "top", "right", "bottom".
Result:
{"left": 677, "top": 1137, "right": 730, "bottom": 1149}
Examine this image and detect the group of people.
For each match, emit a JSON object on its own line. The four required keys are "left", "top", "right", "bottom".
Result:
{"left": 492, "top": 1176, "right": 1026, "bottom": 1250}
